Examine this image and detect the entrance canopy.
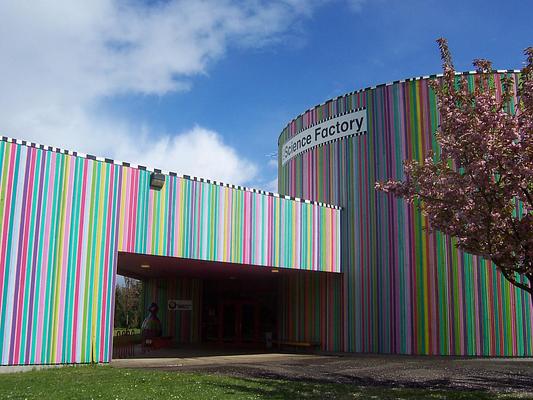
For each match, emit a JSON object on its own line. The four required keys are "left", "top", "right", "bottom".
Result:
{"left": 117, "top": 252, "right": 342, "bottom": 350}
{"left": 117, "top": 252, "right": 305, "bottom": 280}
{"left": 114, "top": 173, "right": 342, "bottom": 274}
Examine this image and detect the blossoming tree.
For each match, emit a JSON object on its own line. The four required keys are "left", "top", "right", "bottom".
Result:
{"left": 376, "top": 39, "right": 533, "bottom": 299}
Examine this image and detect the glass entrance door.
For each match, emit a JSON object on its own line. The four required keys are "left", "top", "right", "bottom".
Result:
{"left": 241, "top": 303, "right": 256, "bottom": 342}
{"left": 219, "top": 300, "right": 258, "bottom": 344}
{"left": 222, "top": 303, "right": 237, "bottom": 341}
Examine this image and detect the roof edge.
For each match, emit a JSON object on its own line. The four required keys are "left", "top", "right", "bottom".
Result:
{"left": 277, "top": 69, "right": 521, "bottom": 145}
{"left": 0, "top": 135, "right": 342, "bottom": 211}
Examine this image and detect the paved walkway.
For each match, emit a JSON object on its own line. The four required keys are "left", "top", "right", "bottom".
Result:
{"left": 112, "top": 352, "right": 317, "bottom": 369}
{"left": 111, "top": 349, "right": 533, "bottom": 394}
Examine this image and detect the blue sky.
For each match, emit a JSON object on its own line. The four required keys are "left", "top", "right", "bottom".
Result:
{"left": 1, "top": 0, "right": 531, "bottom": 191}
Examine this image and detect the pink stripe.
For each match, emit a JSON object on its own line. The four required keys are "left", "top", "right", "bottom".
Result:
{"left": 13, "top": 148, "right": 36, "bottom": 364}
{"left": 0, "top": 144, "right": 17, "bottom": 328}
{"left": 125, "top": 171, "right": 133, "bottom": 251}
{"left": 243, "top": 191, "right": 249, "bottom": 263}
{"left": 122, "top": 170, "right": 128, "bottom": 250}
{"left": 56, "top": 155, "right": 76, "bottom": 362}
{"left": 100, "top": 166, "right": 115, "bottom": 361}
{"left": 174, "top": 178, "right": 181, "bottom": 256}
{"left": 72, "top": 159, "right": 89, "bottom": 360}
{"left": 35, "top": 153, "right": 56, "bottom": 362}
{"left": 147, "top": 186, "right": 154, "bottom": 252}
{"left": 130, "top": 171, "right": 139, "bottom": 251}
{"left": 196, "top": 182, "right": 202, "bottom": 259}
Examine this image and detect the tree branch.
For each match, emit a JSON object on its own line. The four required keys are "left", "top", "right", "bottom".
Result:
{"left": 500, "top": 269, "right": 532, "bottom": 294}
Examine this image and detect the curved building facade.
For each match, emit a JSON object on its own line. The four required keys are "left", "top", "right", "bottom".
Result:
{"left": 278, "top": 71, "right": 532, "bottom": 356}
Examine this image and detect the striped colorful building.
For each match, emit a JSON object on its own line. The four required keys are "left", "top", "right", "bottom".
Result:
{"left": 0, "top": 70, "right": 530, "bottom": 366}
{"left": 278, "top": 70, "right": 532, "bottom": 356}
{"left": 0, "top": 136, "right": 340, "bottom": 365}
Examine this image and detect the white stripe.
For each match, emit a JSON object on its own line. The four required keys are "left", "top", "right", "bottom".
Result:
{"left": 2, "top": 146, "right": 27, "bottom": 362}
{"left": 76, "top": 162, "right": 92, "bottom": 362}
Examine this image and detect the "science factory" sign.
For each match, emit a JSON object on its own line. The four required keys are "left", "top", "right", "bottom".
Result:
{"left": 281, "top": 108, "right": 367, "bottom": 165}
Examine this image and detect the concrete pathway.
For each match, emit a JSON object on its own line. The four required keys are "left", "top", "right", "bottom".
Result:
{"left": 111, "top": 349, "right": 533, "bottom": 394}
{"left": 112, "top": 352, "right": 318, "bottom": 369}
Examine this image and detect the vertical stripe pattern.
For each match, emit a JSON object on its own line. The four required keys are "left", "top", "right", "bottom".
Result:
{"left": 0, "top": 138, "right": 340, "bottom": 365}
{"left": 278, "top": 71, "right": 533, "bottom": 356}
{"left": 279, "top": 272, "right": 343, "bottom": 351}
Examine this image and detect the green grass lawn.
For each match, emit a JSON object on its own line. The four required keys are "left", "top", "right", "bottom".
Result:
{"left": 0, "top": 365, "right": 529, "bottom": 400}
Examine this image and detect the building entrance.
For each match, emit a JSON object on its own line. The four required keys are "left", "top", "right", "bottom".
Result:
{"left": 220, "top": 300, "right": 258, "bottom": 342}
{"left": 115, "top": 252, "right": 341, "bottom": 357}
{"left": 202, "top": 278, "right": 277, "bottom": 347}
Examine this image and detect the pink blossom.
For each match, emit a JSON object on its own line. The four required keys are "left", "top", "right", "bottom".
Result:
{"left": 376, "top": 40, "right": 533, "bottom": 298}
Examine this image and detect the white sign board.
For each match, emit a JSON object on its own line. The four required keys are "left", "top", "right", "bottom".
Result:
{"left": 167, "top": 299, "right": 192, "bottom": 311}
{"left": 281, "top": 108, "right": 367, "bottom": 165}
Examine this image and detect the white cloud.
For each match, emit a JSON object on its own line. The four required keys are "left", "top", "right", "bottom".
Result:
{"left": 1, "top": 102, "right": 257, "bottom": 184}
{"left": 0, "top": 0, "right": 363, "bottom": 185}
{"left": 117, "top": 126, "right": 258, "bottom": 184}
{"left": 0, "top": 0, "right": 327, "bottom": 99}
